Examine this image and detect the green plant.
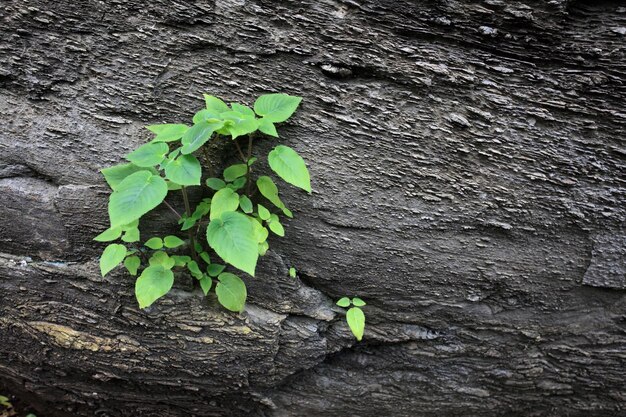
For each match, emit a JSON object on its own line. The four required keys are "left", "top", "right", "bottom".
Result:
{"left": 337, "top": 297, "right": 366, "bottom": 341}
{"left": 95, "top": 93, "right": 311, "bottom": 313}
{"left": 0, "top": 394, "right": 11, "bottom": 408}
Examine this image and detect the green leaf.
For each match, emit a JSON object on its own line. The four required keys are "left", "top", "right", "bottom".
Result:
{"left": 167, "top": 180, "right": 182, "bottom": 191}
{"left": 100, "top": 243, "right": 127, "bottom": 277}
{"left": 181, "top": 120, "right": 223, "bottom": 155}
{"left": 164, "top": 154, "right": 201, "bottom": 186}
{"left": 193, "top": 109, "right": 221, "bottom": 124}
{"left": 209, "top": 187, "right": 240, "bottom": 220}
{"left": 121, "top": 227, "right": 140, "bottom": 243}
{"left": 148, "top": 124, "right": 188, "bottom": 142}
{"left": 164, "top": 235, "right": 185, "bottom": 248}
{"left": 149, "top": 251, "right": 175, "bottom": 269}
{"left": 336, "top": 297, "right": 351, "bottom": 307}
{"left": 258, "top": 241, "right": 269, "bottom": 256}
{"left": 268, "top": 145, "right": 311, "bottom": 192}
{"left": 187, "top": 260, "right": 203, "bottom": 279}
{"left": 346, "top": 307, "right": 365, "bottom": 341}
{"left": 282, "top": 207, "right": 293, "bottom": 218}
{"left": 135, "top": 265, "right": 174, "bottom": 309}
{"left": 231, "top": 103, "right": 256, "bottom": 117}
{"left": 258, "top": 117, "right": 278, "bottom": 137}
{"left": 289, "top": 267, "right": 296, "bottom": 278}
{"left": 181, "top": 217, "right": 196, "bottom": 231}
{"left": 192, "top": 201, "right": 211, "bottom": 220}
{"left": 228, "top": 177, "right": 246, "bottom": 190}
{"left": 256, "top": 176, "right": 286, "bottom": 210}
{"left": 203, "top": 94, "right": 230, "bottom": 113}
{"left": 206, "top": 178, "right": 226, "bottom": 190}
{"left": 220, "top": 111, "right": 259, "bottom": 139}
{"left": 172, "top": 255, "right": 191, "bottom": 267}
{"left": 352, "top": 297, "right": 366, "bottom": 307}
{"left": 108, "top": 171, "right": 168, "bottom": 227}
{"left": 199, "top": 275, "right": 213, "bottom": 295}
{"left": 144, "top": 237, "right": 163, "bottom": 250}
{"left": 215, "top": 272, "right": 247, "bottom": 312}
{"left": 124, "top": 255, "right": 141, "bottom": 276}
{"left": 239, "top": 195, "right": 253, "bottom": 213}
{"left": 0, "top": 395, "right": 12, "bottom": 407}
{"left": 206, "top": 211, "right": 259, "bottom": 276}
{"left": 200, "top": 251, "right": 211, "bottom": 264}
{"left": 223, "top": 163, "right": 247, "bottom": 182}
{"left": 268, "top": 213, "right": 285, "bottom": 236}
{"left": 94, "top": 226, "right": 122, "bottom": 242}
{"left": 101, "top": 163, "right": 156, "bottom": 191}
{"left": 125, "top": 142, "right": 169, "bottom": 167}
{"left": 253, "top": 93, "right": 302, "bottom": 123}
{"left": 207, "top": 263, "right": 225, "bottom": 277}
{"left": 257, "top": 204, "right": 271, "bottom": 221}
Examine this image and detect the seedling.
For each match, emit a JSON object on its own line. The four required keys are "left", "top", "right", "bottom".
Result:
{"left": 337, "top": 297, "right": 366, "bottom": 341}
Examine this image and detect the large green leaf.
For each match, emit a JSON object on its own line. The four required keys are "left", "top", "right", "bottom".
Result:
{"left": 256, "top": 176, "right": 286, "bottom": 210}
{"left": 253, "top": 93, "right": 302, "bottom": 123}
{"left": 181, "top": 120, "right": 224, "bottom": 154}
{"left": 206, "top": 211, "right": 258, "bottom": 276}
{"left": 258, "top": 117, "right": 278, "bottom": 137}
{"left": 215, "top": 272, "right": 247, "bottom": 312}
{"left": 94, "top": 226, "right": 122, "bottom": 242}
{"left": 346, "top": 307, "right": 365, "bottom": 341}
{"left": 230, "top": 103, "right": 255, "bottom": 117}
{"left": 100, "top": 243, "right": 127, "bottom": 277}
{"left": 268, "top": 145, "right": 311, "bottom": 192}
{"left": 164, "top": 154, "right": 201, "bottom": 186}
{"left": 203, "top": 94, "right": 230, "bottom": 113}
{"left": 147, "top": 124, "right": 188, "bottom": 142}
{"left": 135, "top": 265, "right": 174, "bottom": 309}
{"left": 101, "top": 163, "right": 156, "bottom": 191}
{"left": 209, "top": 187, "right": 240, "bottom": 220}
{"left": 220, "top": 111, "right": 259, "bottom": 139}
{"left": 125, "top": 142, "right": 169, "bottom": 167}
{"left": 108, "top": 171, "right": 168, "bottom": 227}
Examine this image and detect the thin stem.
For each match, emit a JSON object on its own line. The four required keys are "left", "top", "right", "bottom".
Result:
{"left": 181, "top": 186, "right": 199, "bottom": 263}
{"left": 245, "top": 134, "right": 253, "bottom": 197}
{"left": 163, "top": 200, "right": 182, "bottom": 219}
{"left": 234, "top": 139, "right": 247, "bottom": 163}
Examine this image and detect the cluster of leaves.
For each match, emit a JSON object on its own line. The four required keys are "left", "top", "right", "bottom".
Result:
{"left": 337, "top": 297, "right": 366, "bottom": 341}
{"left": 95, "top": 93, "right": 311, "bottom": 313}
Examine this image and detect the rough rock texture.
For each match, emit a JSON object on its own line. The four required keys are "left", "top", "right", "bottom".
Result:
{"left": 1, "top": 0, "right": 625, "bottom": 416}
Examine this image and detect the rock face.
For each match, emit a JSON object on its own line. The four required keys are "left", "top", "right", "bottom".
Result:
{"left": 1, "top": 1, "right": 625, "bottom": 416}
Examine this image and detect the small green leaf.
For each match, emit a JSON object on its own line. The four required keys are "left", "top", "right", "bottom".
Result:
{"left": 192, "top": 201, "right": 211, "bottom": 219}
{"left": 215, "top": 272, "right": 247, "bottom": 312}
{"left": 100, "top": 243, "right": 127, "bottom": 277}
{"left": 203, "top": 94, "right": 230, "bottom": 113}
{"left": 121, "top": 220, "right": 139, "bottom": 231}
{"left": 346, "top": 307, "right": 365, "bottom": 341}
{"left": 101, "top": 163, "right": 156, "bottom": 191}
{"left": 181, "top": 217, "right": 197, "bottom": 231}
{"left": 253, "top": 93, "right": 302, "bottom": 123}
{"left": 193, "top": 109, "right": 221, "bottom": 124}
{"left": 352, "top": 297, "right": 366, "bottom": 307}
{"left": 282, "top": 207, "right": 293, "bottom": 218}
{"left": 167, "top": 180, "right": 182, "bottom": 191}
{"left": 125, "top": 142, "right": 169, "bottom": 167}
{"left": 164, "top": 235, "right": 185, "bottom": 248}
{"left": 135, "top": 265, "right": 174, "bottom": 309}
{"left": 336, "top": 297, "right": 351, "bottom": 307}
{"left": 268, "top": 214, "right": 285, "bottom": 236}
{"left": 207, "top": 263, "right": 225, "bottom": 277}
{"left": 172, "top": 255, "right": 191, "bottom": 267}
{"left": 258, "top": 241, "right": 269, "bottom": 256}
{"left": 200, "top": 251, "right": 211, "bottom": 264}
{"left": 247, "top": 157, "right": 258, "bottom": 166}
{"left": 148, "top": 124, "right": 188, "bottom": 142}
{"left": 207, "top": 211, "right": 259, "bottom": 276}
{"left": 199, "top": 275, "right": 213, "bottom": 295}
{"left": 220, "top": 111, "right": 259, "bottom": 139}
{"left": 121, "top": 227, "right": 140, "bottom": 243}
{"left": 0, "top": 395, "right": 12, "bottom": 407}
{"left": 144, "top": 237, "right": 163, "bottom": 250}
{"left": 164, "top": 154, "right": 201, "bottom": 186}
{"left": 206, "top": 178, "right": 226, "bottom": 190}
{"left": 268, "top": 145, "right": 311, "bottom": 192}
{"left": 209, "top": 187, "right": 240, "bottom": 220}
{"left": 223, "top": 163, "right": 247, "bottom": 182}
{"left": 231, "top": 103, "right": 255, "bottom": 117}
{"left": 108, "top": 171, "right": 168, "bottom": 228}
{"left": 257, "top": 204, "right": 271, "bottom": 221}
{"left": 187, "top": 260, "right": 203, "bottom": 279}
{"left": 124, "top": 255, "right": 141, "bottom": 276}
{"left": 258, "top": 117, "right": 278, "bottom": 137}
{"left": 256, "top": 176, "right": 287, "bottom": 210}
{"left": 94, "top": 226, "right": 122, "bottom": 242}
{"left": 181, "top": 120, "right": 224, "bottom": 154}
{"left": 289, "top": 267, "right": 296, "bottom": 278}
{"left": 228, "top": 177, "right": 246, "bottom": 190}
{"left": 239, "top": 195, "right": 253, "bottom": 213}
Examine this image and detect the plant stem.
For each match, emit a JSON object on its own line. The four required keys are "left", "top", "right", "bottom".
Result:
{"left": 234, "top": 140, "right": 247, "bottom": 163}
{"left": 245, "top": 134, "right": 253, "bottom": 197}
{"left": 163, "top": 200, "right": 182, "bottom": 219}
{"left": 181, "top": 186, "right": 199, "bottom": 263}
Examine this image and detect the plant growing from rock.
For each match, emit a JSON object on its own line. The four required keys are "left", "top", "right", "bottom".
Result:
{"left": 95, "top": 93, "right": 310, "bottom": 313}
{"left": 337, "top": 297, "right": 366, "bottom": 341}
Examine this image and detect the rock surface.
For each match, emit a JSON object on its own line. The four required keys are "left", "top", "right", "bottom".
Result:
{"left": 0, "top": 0, "right": 625, "bottom": 416}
